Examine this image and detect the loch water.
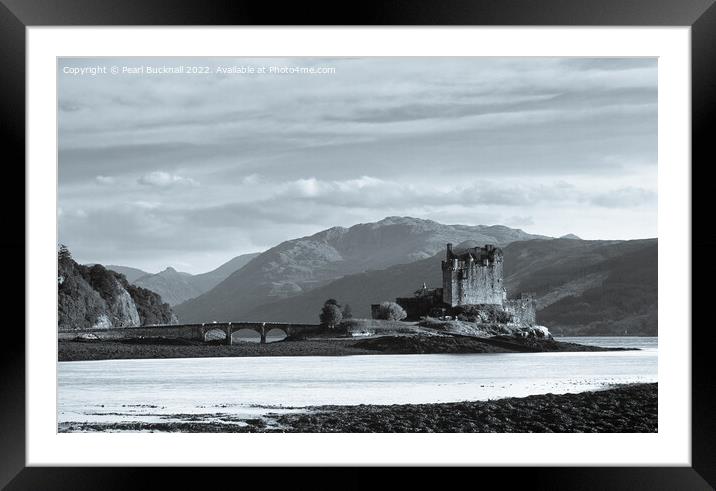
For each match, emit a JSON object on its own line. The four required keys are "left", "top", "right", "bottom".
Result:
{"left": 58, "top": 337, "right": 657, "bottom": 428}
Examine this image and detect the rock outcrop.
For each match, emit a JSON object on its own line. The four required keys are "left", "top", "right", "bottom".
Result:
{"left": 58, "top": 249, "right": 176, "bottom": 330}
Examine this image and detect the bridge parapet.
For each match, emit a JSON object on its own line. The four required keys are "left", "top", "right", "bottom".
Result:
{"left": 62, "top": 322, "right": 324, "bottom": 344}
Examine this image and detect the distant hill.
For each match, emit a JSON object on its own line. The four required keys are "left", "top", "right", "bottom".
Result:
{"left": 112, "top": 252, "right": 260, "bottom": 306}
{"left": 133, "top": 267, "right": 202, "bottom": 306}
{"left": 60, "top": 250, "right": 176, "bottom": 330}
{"left": 535, "top": 242, "right": 657, "bottom": 336}
{"left": 240, "top": 254, "right": 443, "bottom": 323}
{"left": 189, "top": 253, "right": 261, "bottom": 293}
{"left": 104, "top": 265, "right": 150, "bottom": 283}
{"left": 240, "top": 238, "right": 657, "bottom": 336}
{"left": 174, "top": 217, "right": 549, "bottom": 323}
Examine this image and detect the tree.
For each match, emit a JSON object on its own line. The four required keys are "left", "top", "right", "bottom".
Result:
{"left": 58, "top": 244, "right": 72, "bottom": 262}
{"left": 325, "top": 298, "right": 340, "bottom": 307}
{"left": 342, "top": 304, "right": 353, "bottom": 319}
{"left": 376, "top": 301, "right": 407, "bottom": 321}
{"left": 320, "top": 303, "right": 343, "bottom": 328}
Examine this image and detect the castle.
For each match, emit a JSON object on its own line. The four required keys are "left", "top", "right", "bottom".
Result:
{"left": 442, "top": 242, "right": 504, "bottom": 306}
{"left": 373, "top": 243, "right": 536, "bottom": 325}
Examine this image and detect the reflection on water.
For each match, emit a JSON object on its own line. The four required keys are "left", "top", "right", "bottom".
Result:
{"left": 58, "top": 337, "right": 657, "bottom": 427}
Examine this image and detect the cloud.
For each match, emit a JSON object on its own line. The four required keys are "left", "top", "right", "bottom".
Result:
{"left": 133, "top": 200, "right": 161, "bottom": 210}
{"left": 324, "top": 87, "right": 654, "bottom": 125}
{"left": 170, "top": 177, "right": 653, "bottom": 238}
{"left": 242, "top": 174, "right": 261, "bottom": 185}
{"left": 590, "top": 187, "right": 657, "bottom": 208}
{"left": 286, "top": 177, "right": 327, "bottom": 197}
{"left": 137, "top": 171, "right": 198, "bottom": 188}
{"left": 58, "top": 176, "right": 657, "bottom": 274}
{"left": 59, "top": 101, "right": 82, "bottom": 112}
{"left": 269, "top": 177, "right": 582, "bottom": 210}
{"left": 278, "top": 176, "right": 387, "bottom": 199}
{"left": 506, "top": 216, "right": 535, "bottom": 227}
{"left": 561, "top": 58, "right": 656, "bottom": 72}
{"left": 57, "top": 57, "right": 658, "bottom": 272}
{"left": 57, "top": 57, "right": 657, "bottom": 187}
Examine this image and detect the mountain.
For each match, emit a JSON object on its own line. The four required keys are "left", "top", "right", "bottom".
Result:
{"left": 189, "top": 253, "right": 261, "bottom": 292}
{"left": 104, "top": 265, "right": 150, "bottom": 283}
{"left": 533, "top": 241, "right": 657, "bottom": 336}
{"left": 116, "top": 252, "right": 260, "bottom": 306}
{"left": 240, "top": 238, "right": 657, "bottom": 336}
{"left": 559, "top": 233, "right": 582, "bottom": 240}
{"left": 241, "top": 254, "right": 443, "bottom": 323}
{"left": 133, "top": 267, "right": 202, "bottom": 307}
{"left": 59, "top": 250, "right": 176, "bottom": 330}
{"left": 174, "top": 217, "right": 549, "bottom": 323}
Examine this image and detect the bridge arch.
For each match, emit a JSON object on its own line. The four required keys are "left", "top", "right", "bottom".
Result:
{"left": 265, "top": 327, "right": 288, "bottom": 343}
{"left": 203, "top": 327, "right": 228, "bottom": 343}
{"left": 230, "top": 328, "right": 261, "bottom": 343}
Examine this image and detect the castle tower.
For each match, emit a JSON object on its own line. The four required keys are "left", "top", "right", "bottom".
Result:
{"left": 441, "top": 243, "right": 504, "bottom": 307}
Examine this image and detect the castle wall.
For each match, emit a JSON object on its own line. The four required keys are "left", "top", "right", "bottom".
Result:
{"left": 442, "top": 256, "right": 504, "bottom": 306}
{"left": 442, "top": 265, "right": 454, "bottom": 306}
{"left": 460, "top": 261, "right": 503, "bottom": 305}
{"left": 396, "top": 290, "right": 444, "bottom": 320}
{"left": 504, "top": 294, "right": 537, "bottom": 326}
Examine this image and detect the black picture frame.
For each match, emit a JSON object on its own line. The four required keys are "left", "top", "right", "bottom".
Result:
{"left": 3, "top": 0, "right": 714, "bottom": 489}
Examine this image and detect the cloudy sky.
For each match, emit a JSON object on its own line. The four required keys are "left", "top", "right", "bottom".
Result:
{"left": 58, "top": 57, "right": 657, "bottom": 274}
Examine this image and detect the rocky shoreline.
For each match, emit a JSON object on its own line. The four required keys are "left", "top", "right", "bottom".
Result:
{"left": 58, "top": 334, "right": 634, "bottom": 362}
{"left": 59, "top": 383, "right": 657, "bottom": 433}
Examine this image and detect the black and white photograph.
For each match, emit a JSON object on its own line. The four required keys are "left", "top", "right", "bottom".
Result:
{"left": 56, "top": 56, "right": 658, "bottom": 434}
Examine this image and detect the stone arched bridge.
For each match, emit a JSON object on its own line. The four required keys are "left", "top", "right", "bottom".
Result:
{"left": 71, "top": 322, "right": 324, "bottom": 344}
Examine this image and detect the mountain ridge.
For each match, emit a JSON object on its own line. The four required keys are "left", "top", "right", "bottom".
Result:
{"left": 128, "top": 252, "right": 261, "bottom": 306}
{"left": 100, "top": 265, "right": 149, "bottom": 283}
{"left": 239, "top": 237, "right": 657, "bottom": 336}
{"left": 174, "top": 217, "right": 550, "bottom": 323}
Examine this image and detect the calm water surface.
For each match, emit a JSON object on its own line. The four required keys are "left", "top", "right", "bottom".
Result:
{"left": 58, "top": 336, "right": 657, "bottom": 428}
